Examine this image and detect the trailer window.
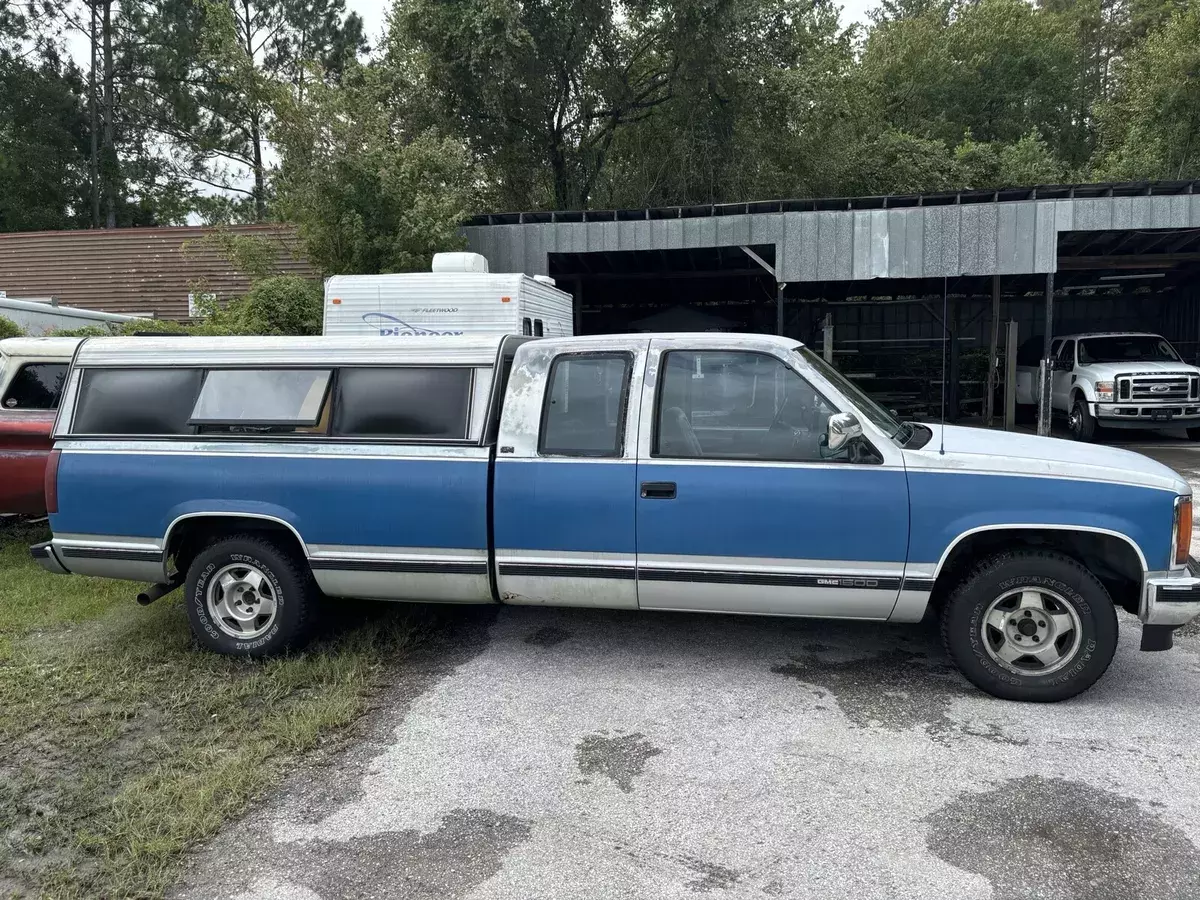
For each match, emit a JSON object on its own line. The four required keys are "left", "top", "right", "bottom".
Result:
{"left": 333, "top": 367, "right": 472, "bottom": 439}
{"left": 73, "top": 368, "right": 204, "bottom": 435}
{"left": 522, "top": 318, "right": 533, "bottom": 336}
{"left": 190, "top": 369, "right": 332, "bottom": 433}
{"left": 539, "top": 353, "right": 632, "bottom": 457}
{"left": 2, "top": 363, "right": 67, "bottom": 410}
{"left": 533, "top": 319, "right": 544, "bottom": 337}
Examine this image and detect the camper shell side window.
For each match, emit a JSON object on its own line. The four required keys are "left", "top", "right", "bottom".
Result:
{"left": 67, "top": 363, "right": 490, "bottom": 444}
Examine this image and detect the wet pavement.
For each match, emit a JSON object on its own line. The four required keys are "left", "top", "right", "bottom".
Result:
{"left": 172, "top": 439, "right": 1200, "bottom": 900}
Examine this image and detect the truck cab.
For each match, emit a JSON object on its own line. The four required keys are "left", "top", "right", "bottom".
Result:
{"left": 0, "top": 337, "right": 78, "bottom": 513}
{"left": 30, "top": 332, "right": 1200, "bottom": 702}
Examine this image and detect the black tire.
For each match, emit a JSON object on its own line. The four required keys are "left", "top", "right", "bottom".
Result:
{"left": 941, "top": 550, "right": 1118, "bottom": 702}
{"left": 184, "top": 534, "right": 318, "bottom": 657}
{"left": 1187, "top": 427, "right": 1200, "bottom": 442}
{"left": 1068, "top": 397, "right": 1097, "bottom": 442}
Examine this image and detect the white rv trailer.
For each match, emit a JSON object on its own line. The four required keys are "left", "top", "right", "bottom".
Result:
{"left": 322, "top": 253, "right": 574, "bottom": 338}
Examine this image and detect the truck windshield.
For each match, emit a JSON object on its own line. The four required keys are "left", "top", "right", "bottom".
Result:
{"left": 1078, "top": 335, "right": 1179, "bottom": 364}
{"left": 794, "top": 346, "right": 903, "bottom": 441}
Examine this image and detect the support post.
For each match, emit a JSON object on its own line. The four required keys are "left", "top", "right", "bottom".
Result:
{"left": 572, "top": 276, "right": 582, "bottom": 336}
{"left": 947, "top": 297, "right": 961, "bottom": 424}
{"left": 776, "top": 282, "right": 785, "bottom": 336}
{"left": 1037, "top": 273, "right": 1055, "bottom": 436}
{"left": 822, "top": 313, "right": 834, "bottom": 363}
{"left": 986, "top": 274, "right": 1001, "bottom": 425}
{"left": 1004, "top": 319, "right": 1018, "bottom": 431}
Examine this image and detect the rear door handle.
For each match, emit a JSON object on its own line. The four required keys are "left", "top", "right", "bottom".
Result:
{"left": 641, "top": 481, "right": 676, "bottom": 500}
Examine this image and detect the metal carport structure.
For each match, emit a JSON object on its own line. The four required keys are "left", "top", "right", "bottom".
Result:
{"left": 462, "top": 181, "right": 1200, "bottom": 433}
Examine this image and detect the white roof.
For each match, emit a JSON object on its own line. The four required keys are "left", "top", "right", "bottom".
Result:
{"left": 1055, "top": 332, "right": 1164, "bottom": 341}
{"left": 73, "top": 334, "right": 514, "bottom": 368}
{"left": 0, "top": 336, "right": 82, "bottom": 360}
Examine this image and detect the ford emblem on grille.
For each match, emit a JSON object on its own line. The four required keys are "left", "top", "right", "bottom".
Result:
{"left": 1151, "top": 384, "right": 1171, "bottom": 393}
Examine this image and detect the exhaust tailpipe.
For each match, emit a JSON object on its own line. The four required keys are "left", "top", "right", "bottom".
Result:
{"left": 137, "top": 574, "right": 183, "bottom": 606}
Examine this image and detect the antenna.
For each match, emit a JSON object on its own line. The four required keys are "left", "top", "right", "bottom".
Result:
{"left": 939, "top": 276, "right": 947, "bottom": 455}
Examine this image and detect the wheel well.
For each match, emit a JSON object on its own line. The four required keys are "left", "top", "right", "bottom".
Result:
{"left": 1070, "top": 387, "right": 1087, "bottom": 405}
{"left": 166, "top": 516, "right": 307, "bottom": 577}
{"left": 932, "top": 528, "right": 1143, "bottom": 615}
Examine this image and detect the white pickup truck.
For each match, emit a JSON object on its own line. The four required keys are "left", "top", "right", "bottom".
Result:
{"left": 1016, "top": 332, "right": 1200, "bottom": 441}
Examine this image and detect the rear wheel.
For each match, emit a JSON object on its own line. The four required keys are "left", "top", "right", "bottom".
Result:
{"left": 941, "top": 550, "right": 1117, "bottom": 701}
{"left": 1068, "top": 398, "right": 1097, "bottom": 441}
{"left": 184, "top": 534, "right": 318, "bottom": 657}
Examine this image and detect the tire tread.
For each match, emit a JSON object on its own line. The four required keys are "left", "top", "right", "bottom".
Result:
{"left": 941, "top": 549, "right": 1118, "bottom": 701}
{"left": 185, "top": 533, "right": 319, "bottom": 657}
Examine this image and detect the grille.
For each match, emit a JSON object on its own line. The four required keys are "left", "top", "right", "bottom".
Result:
{"left": 1118, "top": 375, "right": 1192, "bottom": 401}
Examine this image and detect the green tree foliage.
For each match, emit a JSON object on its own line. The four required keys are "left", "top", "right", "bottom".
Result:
{"left": 593, "top": 0, "right": 859, "bottom": 206}
{"left": 391, "top": 0, "right": 798, "bottom": 210}
{"left": 0, "top": 5, "right": 89, "bottom": 230}
{"left": 1092, "top": 4, "right": 1200, "bottom": 180}
{"left": 0, "top": 317, "right": 24, "bottom": 340}
{"left": 1, "top": 0, "right": 1198, "bottom": 236}
{"left": 202, "top": 275, "right": 323, "bottom": 334}
{"left": 272, "top": 63, "right": 476, "bottom": 274}
{"left": 859, "top": 0, "right": 1085, "bottom": 167}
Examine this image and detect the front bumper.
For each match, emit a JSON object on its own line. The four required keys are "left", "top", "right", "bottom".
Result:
{"left": 1142, "top": 561, "right": 1200, "bottom": 626}
{"left": 29, "top": 541, "right": 69, "bottom": 576}
{"left": 1095, "top": 402, "right": 1200, "bottom": 426}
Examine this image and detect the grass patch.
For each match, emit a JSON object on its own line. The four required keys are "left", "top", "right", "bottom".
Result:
{"left": 0, "top": 522, "right": 421, "bottom": 899}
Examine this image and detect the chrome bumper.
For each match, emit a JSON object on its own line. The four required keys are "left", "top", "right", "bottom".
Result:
{"left": 29, "top": 541, "right": 69, "bottom": 576}
{"left": 1142, "top": 562, "right": 1200, "bottom": 627}
{"left": 1095, "top": 402, "right": 1200, "bottom": 423}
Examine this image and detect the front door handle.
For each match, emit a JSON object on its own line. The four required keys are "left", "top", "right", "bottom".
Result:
{"left": 641, "top": 481, "right": 677, "bottom": 500}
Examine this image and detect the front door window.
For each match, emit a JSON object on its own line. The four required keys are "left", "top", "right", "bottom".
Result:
{"left": 653, "top": 350, "right": 839, "bottom": 462}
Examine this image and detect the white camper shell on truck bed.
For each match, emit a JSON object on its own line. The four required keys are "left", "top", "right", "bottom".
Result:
{"left": 323, "top": 252, "right": 574, "bottom": 339}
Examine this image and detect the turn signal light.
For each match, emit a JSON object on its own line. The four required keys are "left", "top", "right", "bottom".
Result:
{"left": 1175, "top": 496, "right": 1192, "bottom": 566}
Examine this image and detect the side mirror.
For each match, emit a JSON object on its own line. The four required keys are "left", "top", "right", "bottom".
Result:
{"left": 826, "top": 412, "right": 863, "bottom": 453}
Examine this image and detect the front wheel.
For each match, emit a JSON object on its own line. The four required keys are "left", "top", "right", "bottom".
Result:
{"left": 1068, "top": 398, "right": 1097, "bottom": 441}
{"left": 184, "top": 534, "right": 319, "bottom": 657}
{"left": 941, "top": 550, "right": 1117, "bottom": 701}
{"left": 1187, "top": 427, "right": 1200, "bottom": 442}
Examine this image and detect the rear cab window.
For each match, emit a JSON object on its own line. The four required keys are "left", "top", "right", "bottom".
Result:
{"left": 3, "top": 362, "right": 68, "bottom": 411}
{"left": 539, "top": 353, "right": 632, "bottom": 457}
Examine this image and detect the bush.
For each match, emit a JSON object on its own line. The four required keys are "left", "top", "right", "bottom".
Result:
{"left": 43, "top": 279, "right": 321, "bottom": 342}
{"left": 201, "top": 276, "right": 322, "bottom": 336}
{"left": 0, "top": 316, "right": 23, "bottom": 340}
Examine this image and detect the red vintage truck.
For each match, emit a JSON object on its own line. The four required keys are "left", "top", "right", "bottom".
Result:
{"left": 0, "top": 338, "right": 78, "bottom": 515}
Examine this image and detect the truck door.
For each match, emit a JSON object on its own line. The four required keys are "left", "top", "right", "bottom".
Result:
{"left": 1052, "top": 339, "right": 1075, "bottom": 412}
{"left": 493, "top": 338, "right": 649, "bottom": 608}
{"left": 634, "top": 339, "right": 910, "bottom": 618}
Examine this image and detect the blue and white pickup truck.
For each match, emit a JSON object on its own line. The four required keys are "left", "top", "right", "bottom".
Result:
{"left": 31, "top": 333, "right": 1200, "bottom": 701}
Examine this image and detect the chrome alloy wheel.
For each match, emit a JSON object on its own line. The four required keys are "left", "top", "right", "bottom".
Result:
{"left": 980, "top": 587, "right": 1082, "bottom": 676}
{"left": 206, "top": 562, "right": 278, "bottom": 639}
{"left": 1068, "top": 406, "right": 1082, "bottom": 435}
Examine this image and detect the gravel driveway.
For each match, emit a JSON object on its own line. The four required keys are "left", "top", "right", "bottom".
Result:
{"left": 173, "top": 441, "right": 1200, "bottom": 900}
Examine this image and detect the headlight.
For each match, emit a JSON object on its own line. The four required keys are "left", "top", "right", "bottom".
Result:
{"left": 1174, "top": 495, "right": 1193, "bottom": 566}
{"left": 1095, "top": 381, "right": 1114, "bottom": 402}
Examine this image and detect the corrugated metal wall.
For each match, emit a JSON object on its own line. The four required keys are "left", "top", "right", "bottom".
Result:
{"left": 0, "top": 225, "right": 316, "bottom": 320}
{"left": 463, "top": 193, "right": 1200, "bottom": 282}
